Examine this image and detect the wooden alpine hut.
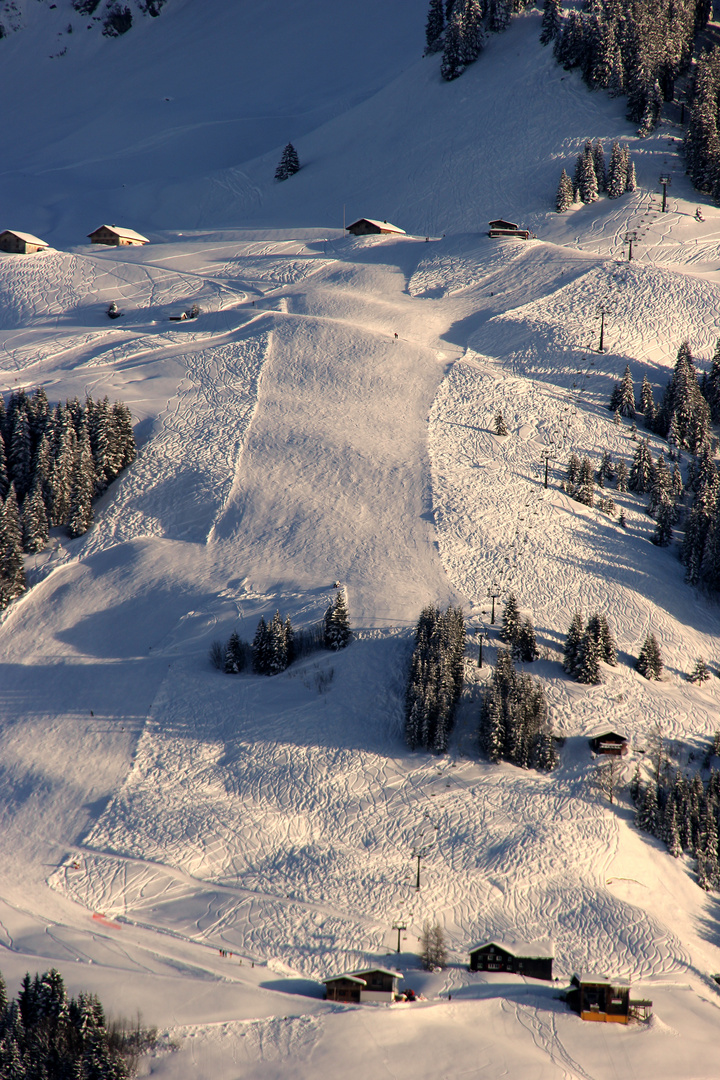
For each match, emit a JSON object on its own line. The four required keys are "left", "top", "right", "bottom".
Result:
{"left": 346, "top": 218, "right": 406, "bottom": 237}
{"left": 566, "top": 974, "right": 631, "bottom": 1023}
{"left": 323, "top": 966, "right": 403, "bottom": 1004}
{"left": 488, "top": 219, "right": 531, "bottom": 240}
{"left": 588, "top": 726, "right": 629, "bottom": 756}
{"left": 87, "top": 225, "right": 149, "bottom": 247}
{"left": 0, "top": 230, "right": 49, "bottom": 254}
{"left": 468, "top": 938, "right": 554, "bottom": 980}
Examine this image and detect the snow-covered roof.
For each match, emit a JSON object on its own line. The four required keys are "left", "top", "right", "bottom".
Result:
{"left": 323, "top": 973, "right": 367, "bottom": 985}
{"left": 346, "top": 218, "right": 406, "bottom": 235}
{"left": 350, "top": 966, "right": 403, "bottom": 979}
{"left": 587, "top": 724, "right": 628, "bottom": 740}
{"left": 469, "top": 938, "right": 555, "bottom": 959}
{"left": 0, "top": 230, "right": 49, "bottom": 247}
{"left": 488, "top": 218, "right": 519, "bottom": 229}
{"left": 572, "top": 972, "right": 631, "bottom": 988}
{"left": 88, "top": 224, "right": 149, "bottom": 243}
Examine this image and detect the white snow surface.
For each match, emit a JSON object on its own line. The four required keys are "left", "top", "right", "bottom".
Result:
{"left": 1, "top": 5, "right": 720, "bottom": 1079}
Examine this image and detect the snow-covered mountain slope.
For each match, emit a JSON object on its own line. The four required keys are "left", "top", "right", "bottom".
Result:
{"left": 2, "top": 4, "right": 720, "bottom": 1079}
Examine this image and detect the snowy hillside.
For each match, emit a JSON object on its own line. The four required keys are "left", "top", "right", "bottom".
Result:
{"left": 2, "top": 3, "right": 720, "bottom": 1079}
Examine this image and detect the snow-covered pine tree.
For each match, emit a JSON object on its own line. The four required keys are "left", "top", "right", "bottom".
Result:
{"left": 459, "top": 0, "right": 484, "bottom": 65}
{"left": 626, "top": 157, "right": 637, "bottom": 191}
{"left": 628, "top": 439, "right": 653, "bottom": 493}
{"left": 636, "top": 632, "right": 663, "bottom": 680}
{"left": 21, "top": 481, "right": 49, "bottom": 554}
{"left": 615, "top": 460, "right": 629, "bottom": 492}
{"left": 565, "top": 452, "right": 580, "bottom": 489}
{"left": 3, "top": 483, "right": 23, "bottom": 556}
{"left": 578, "top": 143, "right": 599, "bottom": 203}
{"left": 652, "top": 496, "right": 674, "bottom": 546}
{"left": 555, "top": 169, "right": 574, "bottom": 213}
{"left": 636, "top": 779, "right": 660, "bottom": 836}
{"left": 0, "top": 494, "right": 26, "bottom": 609}
{"left": 9, "top": 406, "right": 33, "bottom": 501}
{"left": 485, "top": 0, "right": 512, "bottom": 34}
{"left": 493, "top": 411, "right": 508, "bottom": 435}
{"left": 704, "top": 337, "right": 720, "bottom": 422}
{"left": 514, "top": 617, "right": 537, "bottom": 663}
{"left": 576, "top": 629, "right": 601, "bottom": 684}
{"left": 539, "top": 0, "right": 561, "bottom": 45}
{"left": 607, "top": 140, "right": 626, "bottom": 198}
{"left": 251, "top": 616, "right": 271, "bottom": 675}
{"left": 610, "top": 364, "right": 635, "bottom": 417}
{"left": 688, "top": 657, "right": 710, "bottom": 683}
{"left": 592, "top": 140, "right": 606, "bottom": 192}
{"left": 274, "top": 142, "right": 300, "bottom": 181}
{"left": 599, "top": 450, "right": 614, "bottom": 482}
{"left": 574, "top": 456, "right": 595, "bottom": 506}
{"left": 586, "top": 612, "right": 617, "bottom": 665}
{"left": 0, "top": 431, "right": 8, "bottom": 501}
{"left": 267, "top": 610, "right": 289, "bottom": 674}
{"left": 639, "top": 375, "right": 656, "bottom": 427}
{"left": 425, "top": 0, "right": 445, "bottom": 53}
{"left": 562, "top": 612, "right": 584, "bottom": 674}
{"left": 324, "top": 587, "right": 352, "bottom": 650}
{"left": 67, "top": 425, "right": 95, "bottom": 538}
{"left": 224, "top": 631, "right": 246, "bottom": 674}
{"left": 648, "top": 452, "right": 671, "bottom": 516}
{"left": 440, "top": 8, "right": 465, "bottom": 80}
{"left": 500, "top": 592, "right": 521, "bottom": 645}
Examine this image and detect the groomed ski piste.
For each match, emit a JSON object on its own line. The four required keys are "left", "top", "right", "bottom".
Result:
{"left": 1, "top": 3, "right": 720, "bottom": 1078}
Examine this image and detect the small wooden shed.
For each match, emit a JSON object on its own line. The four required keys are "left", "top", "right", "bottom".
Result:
{"left": 488, "top": 219, "right": 531, "bottom": 240}
{"left": 87, "top": 225, "right": 149, "bottom": 247}
{"left": 468, "top": 938, "right": 554, "bottom": 980}
{"left": 346, "top": 218, "right": 406, "bottom": 237}
{"left": 588, "top": 727, "right": 628, "bottom": 756}
{"left": 0, "top": 230, "right": 49, "bottom": 254}
{"left": 323, "top": 966, "right": 403, "bottom": 1004}
{"left": 566, "top": 973, "right": 631, "bottom": 1023}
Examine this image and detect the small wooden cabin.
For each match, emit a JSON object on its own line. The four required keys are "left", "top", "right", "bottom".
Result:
{"left": 468, "top": 939, "right": 554, "bottom": 980}
{"left": 488, "top": 219, "right": 531, "bottom": 240}
{"left": 346, "top": 218, "right": 406, "bottom": 237}
{"left": 566, "top": 974, "right": 631, "bottom": 1023}
{"left": 323, "top": 966, "right": 403, "bottom": 1004}
{"left": 0, "top": 230, "right": 49, "bottom": 254}
{"left": 87, "top": 225, "right": 149, "bottom": 247}
{"left": 588, "top": 727, "right": 628, "bottom": 756}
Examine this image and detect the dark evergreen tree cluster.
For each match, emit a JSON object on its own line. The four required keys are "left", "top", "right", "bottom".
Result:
{"left": 563, "top": 611, "right": 617, "bottom": 685}
{"left": 479, "top": 648, "right": 557, "bottom": 770}
{"left": 0, "top": 966, "right": 156, "bottom": 1079}
{"left": 252, "top": 611, "right": 296, "bottom": 675}
{"left": 324, "top": 588, "right": 352, "bottom": 650}
{"left": 633, "top": 763, "right": 720, "bottom": 891}
{"left": 557, "top": 140, "right": 635, "bottom": 211}
{"left": 562, "top": 452, "right": 596, "bottom": 507}
{"left": 0, "top": 389, "right": 135, "bottom": 610}
{"left": 655, "top": 341, "right": 712, "bottom": 452}
{"left": 405, "top": 605, "right": 466, "bottom": 754}
{"left": 684, "top": 46, "right": 720, "bottom": 201}
{"left": 274, "top": 143, "right": 300, "bottom": 181}
{"left": 428, "top": 0, "right": 528, "bottom": 81}
{"left": 551, "top": 0, "right": 701, "bottom": 135}
{"left": 499, "top": 592, "right": 537, "bottom": 662}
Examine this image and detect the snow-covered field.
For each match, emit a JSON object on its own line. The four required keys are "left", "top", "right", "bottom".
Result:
{"left": 1, "top": 5, "right": 720, "bottom": 1079}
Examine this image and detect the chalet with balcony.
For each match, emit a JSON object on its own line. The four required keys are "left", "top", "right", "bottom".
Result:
{"left": 488, "top": 219, "right": 531, "bottom": 239}
{"left": 588, "top": 726, "right": 629, "bottom": 756}
{"left": 468, "top": 938, "right": 554, "bottom": 980}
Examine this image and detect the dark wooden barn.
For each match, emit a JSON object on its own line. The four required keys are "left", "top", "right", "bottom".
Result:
{"left": 346, "top": 218, "right": 406, "bottom": 237}
{"left": 323, "top": 966, "right": 403, "bottom": 1004}
{"left": 468, "top": 939, "right": 554, "bottom": 980}
{"left": 588, "top": 727, "right": 628, "bottom": 756}
{"left": 488, "top": 219, "right": 531, "bottom": 239}
{"left": 0, "top": 230, "right": 49, "bottom": 254}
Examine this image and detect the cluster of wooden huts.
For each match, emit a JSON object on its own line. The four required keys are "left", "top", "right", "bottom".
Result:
{"left": 323, "top": 939, "right": 650, "bottom": 1023}
{"left": 0, "top": 224, "right": 149, "bottom": 255}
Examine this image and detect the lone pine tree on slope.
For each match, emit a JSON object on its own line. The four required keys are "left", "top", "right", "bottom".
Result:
{"left": 636, "top": 632, "right": 663, "bottom": 680}
{"left": 324, "top": 587, "right": 352, "bottom": 650}
{"left": 275, "top": 142, "right": 300, "bottom": 181}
